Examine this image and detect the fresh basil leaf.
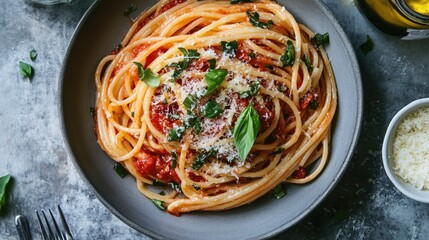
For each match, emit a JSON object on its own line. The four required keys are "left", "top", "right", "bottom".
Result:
{"left": 123, "top": 3, "right": 138, "bottom": 16}
{"left": 208, "top": 58, "right": 216, "bottom": 70}
{"left": 133, "top": 62, "right": 160, "bottom": 87}
{"left": 359, "top": 35, "right": 374, "bottom": 55}
{"left": 183, "top": 94, "right": 198, "bottom": 112}
{"left": 280, "top": 40, "right": 295, "bottom": 67}
{"left": 202, "top": 100, "right": 223, "bottom": 119}
{"left": 312, "top": 32, "right": 330, "bottom": 47}
{"left": 30, "top": 49, "right": 37, "bottom": 62}
{"left": 18, "top": 61, "right": 34, "bottom": 81}
{"left": 221, "top": 40, "right": 238, "bottom": 57}
{"left": 171, "top": 151, "right": 177, "bottom": 169}
{"left": 270, "top": 184, "right": 287, "bottom": 199}
{"left": 0, "top": 174, "right": 11, "bottom": 211}
{"left": 167, "top": 126, "right": 185, "bottom": 142}
{"left": 152, "top": 199, "right": 165, "bottom": 210}
{"left": 302, "top": 55, "right": 313, "bottom": 72}
{"left": 184, "top": 112, "right": 201, "bottom": 135}
{"left": 168, "top": 181, "right": 182, "bottom": 193}
{"left": 113, "top": 163, "right": 128, "bottom": 178}
{"left": 246, "top": 11, "right": 273, "bottom": 29}
{"left": 233, "top": 102, "right": 260, "bottom": 161}
{"left": 265, "top": 64, "right": 274, "bottom": 71}
{"left": 205, "top": 69, "right": 228, "bottom": 95}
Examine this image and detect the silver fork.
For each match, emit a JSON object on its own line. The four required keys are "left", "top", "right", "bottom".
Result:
{"left": 35, "top": 205, "right": 74, "bottom": 240}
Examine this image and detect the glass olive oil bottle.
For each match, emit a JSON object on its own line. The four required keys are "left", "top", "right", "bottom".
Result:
{"left": 356, "top": 0, "right": 429, "bottom": 39}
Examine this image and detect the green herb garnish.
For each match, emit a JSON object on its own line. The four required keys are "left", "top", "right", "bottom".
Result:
{"left": 30, "top": 49, "right": 37, "bottom": 61}
{"left": 205, "top": 69, "right": 228, "bottom": 95}
{"left": 168, "top": 182, "right": 182, "bottom": 193}
{"left": 167, "top": 126, "right": 185, "bottom": 142}
{"left": 192, "top": 183, "right": 201, "bottom": 190}
{"left": 202, "top": 100, "right": 223, "bottom": 119}
{"left": 208, "top": 58, "right": 216, "bottom": 70}
{"left": 272, "top": 147, "right": 284, "bottom": 155}
{"left": 240, "top": 81, "right": 260, "bottom": 99}
{"left": 192, "top": 150, "right": 217, "bottom": 170}
{"left": 233, "top": 102, "right": 260, "bottom": 161}
{"left": 280, "top": 40, "right": 295, "bottom": 67}
{"left": 302, "top": 55, "right": 313, "bottom": 72}
{"left": 249, "top": 50, "right": 256, "bottom": 59}
{"left": 230, "top": 0, "right": 252, "bottom": 4}
{"left": 18, "top": 61, "right": 34, "bottom": 81}
{"left": 171, "top": 151, "right": 177, "bottom": 169}
{"left": 172, "top": 48, "right": 201, "bottom": 80}
{"left": 133, "top": 62, "right": 160, "bottom": 87}
{"left": 246, "top": 11, "right": 274, "bottom": 29}
{"left": 309, "top": 100, "right": 318, "bottom": 110}
{"left": 221, "top": 40, "right": 238, "bottom": 57}
{"left": 359, "top": 35, "right": 374, "bottom": 55}
{"left": 152, "top": 199, "right": 165, "bottom": 210}
{"left": 270, "top": 184, "right": 287, "bottom": 199}
{"left": 184, "top": 113, "right": 202, "bottom": 135}
{"left": 0, "top": 174, "right": 11, "bottom": 211}
{"left": 184, "top": 94, "right": 198, "bottom": 112}
{"left": 113, "top": 163, "right": 128, "bottom": 178}
{"left": 312, "top": 32, "right": 330, "bottom": 47}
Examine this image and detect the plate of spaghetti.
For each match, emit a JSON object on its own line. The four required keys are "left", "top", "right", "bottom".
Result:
{"left": 60, "top": 0, "right": 362, "bottom": 239}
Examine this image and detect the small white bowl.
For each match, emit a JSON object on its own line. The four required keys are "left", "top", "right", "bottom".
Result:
{"left": 382, "top": 98, "right": 429, "bottom": 203}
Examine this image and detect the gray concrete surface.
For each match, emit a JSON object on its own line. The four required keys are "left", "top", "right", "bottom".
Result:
{"left": 1, "top": 0, "right": 428, "bottom": 239}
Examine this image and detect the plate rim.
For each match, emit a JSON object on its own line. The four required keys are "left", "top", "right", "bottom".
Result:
{"left": 58, "top": 0, "right": 363, "bottom": 239}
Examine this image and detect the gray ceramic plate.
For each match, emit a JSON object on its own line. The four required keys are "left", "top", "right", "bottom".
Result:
{"left": 60, "top": 0, "right": 363, "bottom": 239}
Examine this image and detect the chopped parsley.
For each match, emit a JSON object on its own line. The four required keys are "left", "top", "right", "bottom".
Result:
{"left": 201, "top": 100, "right": 224, "bottom": 119}
{"left": 184, "top": 94, "right": 198, "bottom": 112}
{"left": 192, "top": 183, "right": 201, "bottom": 190}
{"left": 171, "top": 151, "right": 177, "bottom": 169}
{"left": 272, "top": 147, "right": 284, "bottom": 155}
{"left": 309, "top": 100, "right": 318, "bottom": 110}
{"left": 246, "top": 11, "right": 274, "bottom": 29}
{"left": 113, "top": 163, "right": 128, "bottom": 178}
{"left": 240, "top": 81, "right": 260, "bottom": 98}
{"left": 221, "top": 40, "right": 238, "bottom": 57}
{"left": 302, "top": 55, "right": 313, "bottom": 72}
{"left": 192, "top": 149, "right": 217, "bottom": 170}
{"left": 312, "top": 32, "right": 330, "bottom": 47}
{"left": 170, "top": 48, "right": 200, "bottom": 80}
{"left": 169, "top": 181, "right": 182, "bottom": 193}
{"left": 208, "top": 58, "right": 216, "bottom": 70}
{"left": 280, "top": 40, "right": 295, "bottom": 67}
{"left": 359, "top": 35, "right": 374, "bottom": 55}
{"left": 167, "top": 126, "right": 185, "bottom": 142}
{"left": 184, "top": 112, "right": 202, "bottom": 135}
{"left": 249, "top": 50, "right": 256, "bottom": 59}
{"left": 152, "top": 199, "right": 165, "bottom": 210}
{"left": 270, "top": 184, "right": 287, "bottom": 199}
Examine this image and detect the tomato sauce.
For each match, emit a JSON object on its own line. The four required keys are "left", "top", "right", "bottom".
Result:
{"left": 135, "top": 150, "right": 180, "bottom": 183}
{"left": 159, "top": 0, "right": 187, "bottom": 14}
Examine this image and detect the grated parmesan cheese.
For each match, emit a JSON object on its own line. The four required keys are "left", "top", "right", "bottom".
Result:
{"left": 392, "top": 106, "right": 429, "bottom": 190}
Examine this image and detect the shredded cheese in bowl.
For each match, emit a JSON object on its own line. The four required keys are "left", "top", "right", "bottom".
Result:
{"left": 392, "top": 107, "right": 429, "bottom": 190}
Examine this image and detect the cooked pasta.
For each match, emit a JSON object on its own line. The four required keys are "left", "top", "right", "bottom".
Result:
{"left": 94, "top": 0, "right": 337, "bottom": 215}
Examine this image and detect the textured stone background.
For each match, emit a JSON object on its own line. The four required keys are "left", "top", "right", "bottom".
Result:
{"left": 0, "top": 0, "right": 428, "bottom": 239}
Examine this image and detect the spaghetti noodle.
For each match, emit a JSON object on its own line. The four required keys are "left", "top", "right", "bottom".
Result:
{"left": 94, "top": 0, "right": 337, "bottom": 215}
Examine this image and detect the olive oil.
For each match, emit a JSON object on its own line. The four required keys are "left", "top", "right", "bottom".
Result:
{"left": 356, "top": 0, "right": 429, "bottom": 39}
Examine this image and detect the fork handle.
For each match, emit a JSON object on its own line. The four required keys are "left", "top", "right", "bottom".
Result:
{"left": 15, "top": 215, "right": 32, "bottom": 240}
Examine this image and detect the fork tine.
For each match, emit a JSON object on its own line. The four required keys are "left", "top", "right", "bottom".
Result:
{"left": 57, "top": 205, "right": 74, "bottom": 240}
{"left": 49, "top": 209, "right": 63, "bottom": 240}
{"left": 41, "top": 210, "right": 56, "bottom": 240}
{"left": 36, "top": 210, "right": 49, "bottom": 240}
